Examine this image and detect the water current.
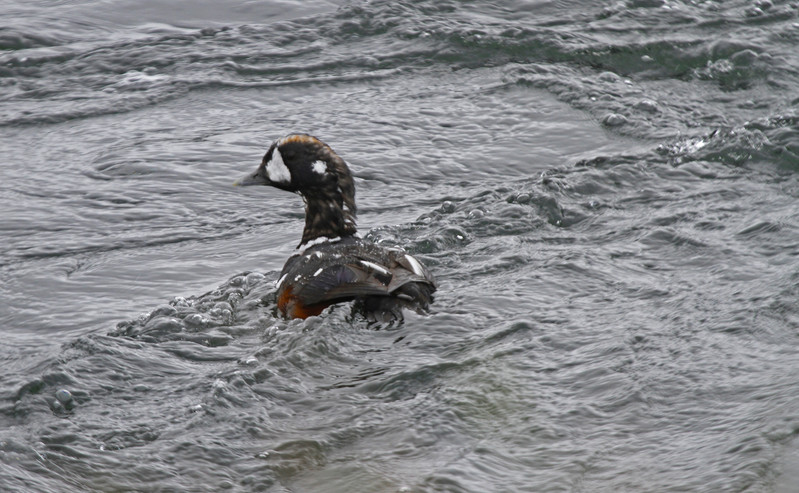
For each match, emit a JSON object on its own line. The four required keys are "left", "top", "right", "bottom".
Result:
{"left": 2, "top": 1, "right": 799, "bottom": 491}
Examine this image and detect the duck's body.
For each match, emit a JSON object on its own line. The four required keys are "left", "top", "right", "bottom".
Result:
{"left": 235, "top": 134, "right": 436, "bottom": 320}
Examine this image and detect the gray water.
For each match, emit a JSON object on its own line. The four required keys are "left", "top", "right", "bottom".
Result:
{"left": 2, "top": 1, "right": 799, "bottom": 491}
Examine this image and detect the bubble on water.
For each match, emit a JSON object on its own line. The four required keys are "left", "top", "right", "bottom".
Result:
{"left": 246, "top": 272, "right": 265, "bottom": 286}
{"left": 172, "top": 296, "right": 191, "bottom": 307}
{"left": 150, "top": 304, "right": 177, "bottom": 318}
{"left": 55, "top": 389, "right": 73, "bottom": 404}
{"left": 514, "top": 192, "right": 532, "bottom": 204}
{"left": 602, "top": 113, "right": 628, "bottom": 126}
{"left": 113, "top": 70, "right": 170, "bottom": 90}
{"left": 145, "top": 317, "right": 183, "bottom": 333}
{"left": 598, "top": 71, "right": 620, "bottom": 82}
{"left": 634, "top": 99, "right": 659, "bottom": 113}
{"left": 183, "top": 313, "right": 205, "bottom": 326}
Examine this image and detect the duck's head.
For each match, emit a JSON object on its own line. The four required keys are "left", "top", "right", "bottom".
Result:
{"left": 235, "top": 134, "right": 358, "bottom": 246}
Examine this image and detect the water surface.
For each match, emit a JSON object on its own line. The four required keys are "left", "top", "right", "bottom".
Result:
{"left": 2, "top": 1, "right": 799, "bottom": 491}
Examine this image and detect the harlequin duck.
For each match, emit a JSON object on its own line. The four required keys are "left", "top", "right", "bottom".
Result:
{"left": 234, "top": 134, "right": 436, "bottom": 320}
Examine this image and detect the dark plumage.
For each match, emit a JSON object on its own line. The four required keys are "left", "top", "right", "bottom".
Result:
{"left": 235, "top": 134, "right": 436, "bottom": 320}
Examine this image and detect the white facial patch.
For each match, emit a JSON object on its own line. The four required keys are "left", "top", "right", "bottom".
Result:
{"left": 266, "top": 148, "right": 291, "bottom": 184}
{"left": 311, "top": 160, "right": 327, "bottom": 175}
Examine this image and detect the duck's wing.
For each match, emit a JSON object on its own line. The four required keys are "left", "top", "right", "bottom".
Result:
{"left": 290, "top": 251, "right": 436, "bottom": 307}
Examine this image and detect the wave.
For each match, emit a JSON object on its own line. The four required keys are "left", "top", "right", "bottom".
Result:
{"left": 2, "top": 0, "right": 797, "bottom": 129}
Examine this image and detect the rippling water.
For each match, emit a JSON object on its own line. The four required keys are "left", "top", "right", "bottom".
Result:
{"left": 3, "top": 1, "right": 799, "bottom": 491}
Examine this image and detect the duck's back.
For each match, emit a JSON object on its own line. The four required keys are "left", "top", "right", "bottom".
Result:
{"left": 276, "top": 237, "right": 436, "bottom": 320}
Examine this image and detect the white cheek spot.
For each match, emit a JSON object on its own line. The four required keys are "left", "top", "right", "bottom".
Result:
{"left": 403, "top": 254, "right": 426, "bottom": 277}
{"left": 311, "top": 160, "right": 327, "bottom": 175}
{"left": 266, "top": 149, "right": 291, "bottom": 184}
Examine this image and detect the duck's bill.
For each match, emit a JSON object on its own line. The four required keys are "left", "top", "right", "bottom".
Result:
{"left": 233, "top": 168, "right": 268, "bottom": 186}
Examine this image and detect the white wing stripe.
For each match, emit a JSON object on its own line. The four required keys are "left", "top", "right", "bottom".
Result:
{"left": 360, "top": 260, "right": 391, "bottom": 277}
{"left": 403, "top": 254, "right": 426, "bottom": 277}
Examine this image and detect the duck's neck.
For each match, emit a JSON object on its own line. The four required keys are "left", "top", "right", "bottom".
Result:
{"left": 299, "top": 193, "right": 357, "bottom": 248}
